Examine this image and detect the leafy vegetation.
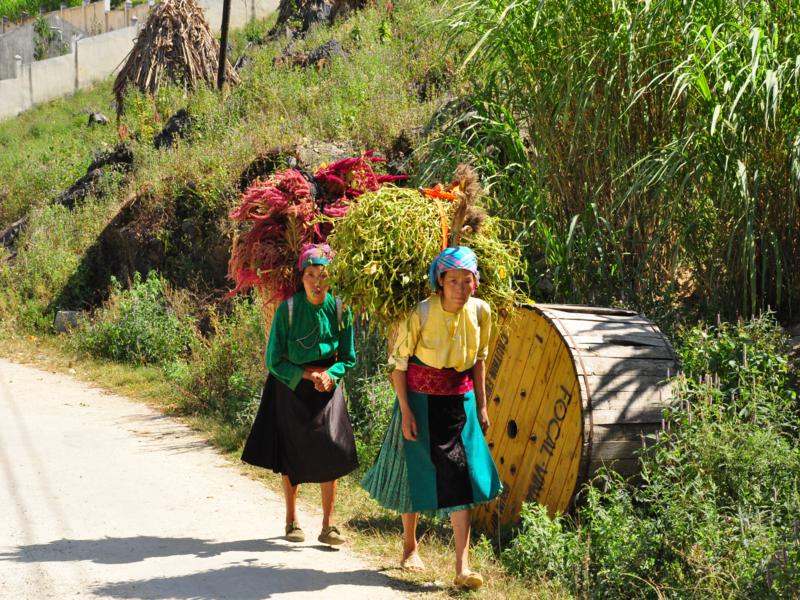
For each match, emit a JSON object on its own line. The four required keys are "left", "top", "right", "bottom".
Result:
{"left": 0, "top": 0, "right": 80, "bottom": 23}
{"left": 1, "top": 1, "right": 799, "bottom": 598}
{"left": 77, "top": 271, "right": 195, "bottom": 364}
{"left": 165, "top": 297, "right": 265, "bottom": 425}
{"left": 502, "top": 314, "right": 800, "bottom": 598}
{"left": 424, "top": 0, "right": 800, "bottom": 323}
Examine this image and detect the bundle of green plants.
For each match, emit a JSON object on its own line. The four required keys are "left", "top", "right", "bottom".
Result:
{"left": 78, "top": 271, "right": 195, "bottom": 364}
{"left": 328, "top": 165, "right": 521, "bottom": 332}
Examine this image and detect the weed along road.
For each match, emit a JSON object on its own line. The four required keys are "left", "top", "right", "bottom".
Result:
{"left": 0, "top": 358, "right": 405, "bottom": 600}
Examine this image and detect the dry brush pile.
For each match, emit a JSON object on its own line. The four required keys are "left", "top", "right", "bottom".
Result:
{"left": 114, "top": 0, "right": 238, "bottom": 116}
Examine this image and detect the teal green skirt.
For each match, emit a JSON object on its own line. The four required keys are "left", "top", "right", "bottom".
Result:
{"left": 361, "top": 389, "right": 501, "bottom": 514}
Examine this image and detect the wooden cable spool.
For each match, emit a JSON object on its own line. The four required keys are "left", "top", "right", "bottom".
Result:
{"left": 473, "top": 303, "right": 680, "bottom": 531}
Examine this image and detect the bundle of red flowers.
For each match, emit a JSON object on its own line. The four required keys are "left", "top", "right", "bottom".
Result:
{"left": 227, "top": 151, "right": 406, "bottom": 302}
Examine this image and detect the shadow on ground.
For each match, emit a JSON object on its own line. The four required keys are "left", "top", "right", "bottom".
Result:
{"left": 1, "top": 535, "right": 439, "bottom": 598}
{"left": 91, "top": 564, "right": 433, "bottom": 599}
{"left": 0, "top": 536, "right": 293, "bottom": 564}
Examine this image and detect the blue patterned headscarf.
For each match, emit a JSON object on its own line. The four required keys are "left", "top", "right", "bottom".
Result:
{"left": 428, "top": 246, "right": 480, "bottom": 290}
{"left": 297, "top": 243, "right": 334, "bottom": 272}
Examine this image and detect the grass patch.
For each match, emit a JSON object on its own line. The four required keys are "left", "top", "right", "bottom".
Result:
{"left": 0, "top": 80, "right": 118, "bottom": 229}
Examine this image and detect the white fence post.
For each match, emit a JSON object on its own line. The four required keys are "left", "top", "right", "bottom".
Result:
{"left": 26, "top": 61, "right": 33, "bottom": 110}
{"left": 73, "top": 34, "right": 80, "bottom": 93}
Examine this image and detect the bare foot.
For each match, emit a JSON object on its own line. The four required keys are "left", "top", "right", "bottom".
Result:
{"left": 400, "top": 550, "right": 425, "bottom": 571}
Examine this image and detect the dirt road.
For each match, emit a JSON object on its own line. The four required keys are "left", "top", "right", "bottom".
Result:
{"left": 0, "top": 358, "right": 405, "bottom": 599}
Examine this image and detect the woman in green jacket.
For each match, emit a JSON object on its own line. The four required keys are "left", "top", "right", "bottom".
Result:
{"left": 242, "top": 243, "right": 358, "bottom": 546}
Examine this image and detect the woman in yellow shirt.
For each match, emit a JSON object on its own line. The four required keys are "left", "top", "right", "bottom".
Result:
{"left": 361, "top": 246, "right": 501, "bottom": 590}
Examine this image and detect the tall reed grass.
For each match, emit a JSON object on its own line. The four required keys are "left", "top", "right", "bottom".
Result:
{"left": 424, "top": 0, "right": 800, "bottom": 322}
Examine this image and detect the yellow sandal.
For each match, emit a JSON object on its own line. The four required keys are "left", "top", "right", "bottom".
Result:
{"left": 454, "top": 570, "right": 484, "bottom": 590}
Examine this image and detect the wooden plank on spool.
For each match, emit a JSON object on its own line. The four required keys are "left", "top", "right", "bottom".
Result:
{"left": 485, "top": 315, "right": 538, "bottom": 443}
{"left": 591, "top": 440, "right": 646, "bottom": 460}
{"left": 539, "top": 308, "right": 651, "bottom": 325}
{"left": 591, "top": 389, "right": 672, "bottom": 410}
{"left": 585, "top": 373, "right": 668, "bottom": 393}
{"left": 575, "top": 344, "right": 676, "bottom": 360}
{"left": 591, "top": 383, "right": 673, "bottom": 406}
{"left": 592, "top": 423, "right": 659, "bottom": 443}
{"left": 494, "top": 315, "right": 557, "bottom": 450}
{"left": 592, "top": 406, "right": 664, "bottom": 425}
{"left": 505, "top": 354, "right": 580, "bottom": 520}
{"left": 487, "top": 313, "right": 551, "bottom": 467}
{"left": 534, "top": 304, "right": 639, "bottom": 317}
{"left": 568, "top": 333, "right": 665, "bottom": 347}
{"left": 553, "top": 427, "right": 585, "bottom": 514}
{"left": 493, "top": 323, "right": 567, "bottom": 521}
{"left": 556, "top": 320, "right": 662, "bottom": 338}
{"left": 577, "top": 356, "right": 676, "bottom": 377}
{"left": 538, "top": 380, "right": 583, "bottom": 514}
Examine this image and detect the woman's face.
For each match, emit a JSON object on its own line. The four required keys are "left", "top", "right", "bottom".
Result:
{"left": 302, "top": 264, "right": 330, "bottom": 304}
{"left": 439, "top": 269, "right": 475, "bottom": 309}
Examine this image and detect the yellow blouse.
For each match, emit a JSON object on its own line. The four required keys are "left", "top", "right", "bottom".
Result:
{"left": 389, "top": 294, "right": 492, "bottom": 372}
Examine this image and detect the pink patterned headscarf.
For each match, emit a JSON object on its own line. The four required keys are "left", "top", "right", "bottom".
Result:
{"left": 297, "top": 243, "right": 334, "bottom": 272}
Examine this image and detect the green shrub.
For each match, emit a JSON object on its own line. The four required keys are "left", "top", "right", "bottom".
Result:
{"left": 570, "top": 313, "right": 800, "bottom": 598}
{"left": 0, "top": 81, "right": 117, "bottom": 230}
{"left": 167, "top": 297, "right": 264, "bottom": 424}
{"left": 0, "top": 0, "right": 81, "bottom": 23}
{"left": 78, "top": 271, "right": 195, "bottom": 364}
{"left": 0, "top": 195, "right": 121, "bottom": 331}
{"left": 343, "top": 322, "right": 395, "bottom": 470}
{"left": 500, "top": 503, "right": 584, "bottom": 594}
{"left": 676, "top": 313, "right": 798, "bottom": 431}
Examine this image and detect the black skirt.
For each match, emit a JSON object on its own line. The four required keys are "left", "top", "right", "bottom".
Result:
{"left": 241, "top": 373, "right": 358, "bottom": 485}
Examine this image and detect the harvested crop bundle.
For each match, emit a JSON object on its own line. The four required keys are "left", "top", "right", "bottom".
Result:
{"left": 328, "top": 167, "right": 521, "bottom": 332}
{"left": 113, "top": 0, "right": 238, "bottom": 116}
{"left": 227, "top": 151, "right": 405, "bottom": 305}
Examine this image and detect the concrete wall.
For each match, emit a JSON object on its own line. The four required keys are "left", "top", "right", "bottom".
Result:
{"left": 0, "top": 0, "right": 278, "bottom": 122}
{"left": 0, "top": 16, "right": 81, "bottom": 80}
{"left": 76, "top": 25, "right": 135, "bottom": 87}
{"left": 31, "top": 51, "right": 76, "bottom": 104}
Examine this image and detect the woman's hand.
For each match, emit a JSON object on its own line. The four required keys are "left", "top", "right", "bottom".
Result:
{"left": 315, "top": 371, "right": 334, "bottom": 392}
{"left": 478, "top": 406, "right": 490, "bottom": 434}
{"left": 401, "top": 409, "right": 418, "bottom": 441}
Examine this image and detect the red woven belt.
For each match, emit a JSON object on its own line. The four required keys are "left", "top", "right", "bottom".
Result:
{"left": 406, "top": 362, "right": 473, "bottom": 395}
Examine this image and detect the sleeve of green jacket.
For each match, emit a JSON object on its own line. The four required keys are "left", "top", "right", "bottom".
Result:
{"left": 265, "top": 301, "right": 304, "bottom": 391}
{"left": 326, "top": 306, "right": 356, "bottom": 381}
